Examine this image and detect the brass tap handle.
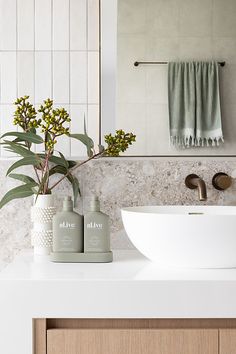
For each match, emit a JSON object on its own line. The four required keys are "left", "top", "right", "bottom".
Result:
{"left": 212, "top": 172, "right": 232, "bottom": 191}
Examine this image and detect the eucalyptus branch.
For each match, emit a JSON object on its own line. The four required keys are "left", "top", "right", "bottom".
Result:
{"left": 0, "top": 96, "right": 136, "bottom": 209}
{"left": 50, "top": 151, "right": 103, "bottom": 191}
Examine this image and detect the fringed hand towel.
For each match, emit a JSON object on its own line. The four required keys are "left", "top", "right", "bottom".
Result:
{"left": 168, "top": 61, "right": 223, "bottom": 147}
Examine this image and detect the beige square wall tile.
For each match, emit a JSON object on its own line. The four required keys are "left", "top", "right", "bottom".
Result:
{"left": 146, "top": 37, "right": 180, "bottom": 62}
{"left": 146, "top": 66, "right": 168, "bottom": 104}
{"left": 117, "top": 103, "right": 146, "bottom": 155}
{"left": 179, "top": 0, "right": 212, "bottom": 37}
{"left": 213, "top": 38, "right": 236, "bottom": 65}
{"left": 146, "top": 103, "right": 170, "bottom": 155}
{"left": 213, "top": 0, "right": 236, "bottom": 37}
{"left": 118, "top": 0, "right": 146, "bottom": 34}
{"left": 179, "top": 37, "right": 213, "bottom": 61}
{"left": 146, "top": 0, "right": 179, "bottom": 37}
{"left": 117, "top": 34, "right": 147, "bottom": 104}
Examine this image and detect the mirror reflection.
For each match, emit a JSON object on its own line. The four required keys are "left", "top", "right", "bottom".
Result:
{"left": 115, "top": 0, "right": 236, "bottom": 156}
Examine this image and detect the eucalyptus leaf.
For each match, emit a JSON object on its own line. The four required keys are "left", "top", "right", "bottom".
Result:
{"left": 70, "top": 175, "right": 80, "bottom": 206}
{"left": 49, "top": 165, "right": 67, "bottom": 176}
{"left": 37, "top": 170, "right": 49, "bottom": 195}
{"left": 38, "top": 153, "right": 69, "bottom": 169}
{"left": 68, "top": 160, "right": 77, "bottom": 168}
{"left": 49, "top": 165, "right": 80, "bottom": 204}
{"left": 2, "top": 140, "right": 36, "bottom": 157}
{"left": 1, "top": 131, "right": 44, "bottom": 144}
{"left": 0, "top": 184, "right": 35, "bottom": 209}
{"left": 9, "top": 173, "right": 38, "bottom": 185}
{"left": 6, "top": 156, "right": 41, "bottom": 176}
{"left": 58, "top": 152, "right": 69, "bottom": 169}
{"left": 69, "top": 133, "right": 94, "bottom": 157}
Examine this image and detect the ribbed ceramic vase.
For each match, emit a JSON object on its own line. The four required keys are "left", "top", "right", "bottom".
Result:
{"left": 31, "top": 194, "right": 56, "bottom": 255}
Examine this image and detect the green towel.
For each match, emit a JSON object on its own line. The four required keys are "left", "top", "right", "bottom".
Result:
{"left": 168, "top": 61, "right": 224, "bottom": 147}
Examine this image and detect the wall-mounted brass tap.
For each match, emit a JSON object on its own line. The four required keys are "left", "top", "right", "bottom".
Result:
{"left": 185, "top": 174, "right": 207, "bottom": 201}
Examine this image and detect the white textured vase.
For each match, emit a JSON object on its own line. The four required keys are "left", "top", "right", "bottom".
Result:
{"left": 31, "top": 194, "right": 56, "bottom": 255}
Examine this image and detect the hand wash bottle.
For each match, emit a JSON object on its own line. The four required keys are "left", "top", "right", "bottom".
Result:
{"left": 84, "top": 196, "right": 110, "bottom": 253}
{"left": 53, "top": 196, "right": 83, "bottom": 253}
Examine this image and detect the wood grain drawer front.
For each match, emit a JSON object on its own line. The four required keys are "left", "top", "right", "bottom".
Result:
{"left": 220, "top": 329, "right": 236, "bottom": 354}
{"left": 47, "top": 329, "right": 218, "bottom": 354}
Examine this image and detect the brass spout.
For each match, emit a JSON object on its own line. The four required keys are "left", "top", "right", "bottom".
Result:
{"left": 185, "top": 174, "right": 207, "bottom": 201}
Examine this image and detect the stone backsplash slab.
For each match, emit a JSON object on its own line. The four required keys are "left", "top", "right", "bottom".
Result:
{"left": 1, "top": 158, "right": 236, "bottom": 269}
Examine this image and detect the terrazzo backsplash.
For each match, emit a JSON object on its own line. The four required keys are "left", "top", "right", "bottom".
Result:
{"left": 1, "top": 158, "right": 236, "bottom": 269}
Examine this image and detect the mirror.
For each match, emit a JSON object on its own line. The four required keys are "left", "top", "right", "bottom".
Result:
{"left": 101, "top": 0, "right": 236, "bottom": 156}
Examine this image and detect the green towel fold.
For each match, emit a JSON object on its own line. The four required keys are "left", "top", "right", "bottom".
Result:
{"left": 168, "top": 61, "right": 224, "bottom": 147}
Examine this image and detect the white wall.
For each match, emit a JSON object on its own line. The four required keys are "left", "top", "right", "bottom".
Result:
{"left": 0, "top": 0, "right": 100, "bottom": 158}
{"left": 117, "top": 0, "right": 236, "bottom": 156}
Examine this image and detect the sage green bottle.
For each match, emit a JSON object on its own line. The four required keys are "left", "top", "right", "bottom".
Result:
{"left": 53, "top": 196, "right": 83, "bottom": 253}
{"left": 84, "top": 196, "right": 110, "bottom": 253}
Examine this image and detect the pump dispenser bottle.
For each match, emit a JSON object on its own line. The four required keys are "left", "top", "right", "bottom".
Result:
{"left": 53, "top": 196, "right": 83, "bottom": 252}
{"left": 84, "top": 196, "right": 110, "bottom": 253}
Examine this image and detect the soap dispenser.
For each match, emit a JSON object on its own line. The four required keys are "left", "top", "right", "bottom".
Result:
{"left": 84, "top": 196, "right": 110, "bottom": 253}
{"left": 53, "top": 196, "right": 83, "bottom": 253}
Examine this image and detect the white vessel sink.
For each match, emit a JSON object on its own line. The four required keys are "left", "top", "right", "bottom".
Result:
{"left": 121, "top": 206, "right": 236, "bottom": 268}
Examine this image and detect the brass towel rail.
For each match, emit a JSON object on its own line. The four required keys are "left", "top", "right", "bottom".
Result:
{"left": 134, "top": 61, "right": 226, "bottom": 67}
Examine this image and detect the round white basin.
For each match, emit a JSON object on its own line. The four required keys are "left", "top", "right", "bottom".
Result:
{"left": 121, "top": 206, "right": 236, "bottom": 268}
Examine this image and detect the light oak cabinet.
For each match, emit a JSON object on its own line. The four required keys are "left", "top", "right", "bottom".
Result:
{"left": 220, "top": 330, "right": 236, "bottom": 354}
{"left": 34, "top": 319, "right": 236, "bottom": 354}
{"left": 47, "top": 329, "right": 218, "bottom": 354}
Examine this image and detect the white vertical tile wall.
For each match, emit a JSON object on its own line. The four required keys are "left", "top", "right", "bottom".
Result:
{"left": 53, "top": 51, "right": 70, "bottom": 103}
{"left": 17, "top": 0, "right": 34, "bottom": 50}
{"left": 70, "top": 51, "right": 87, "bottom": 104}
{"left": 18, "top": 52, "right": 35, "bottom": 100}
{"left": 35, "top": 52, "right": 52, "bottom": 102}
{"left": 0, "top": 0, "right": 100, "bottom": 158}
{"left": 0, "top": 0, "right": 17, "bottom": 50}
{"left": 52, "top": 0, "right": 70, "bottom": 50}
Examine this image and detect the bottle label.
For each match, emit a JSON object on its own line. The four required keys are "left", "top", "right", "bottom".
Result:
{"left": 59, "top": 221, "right": 76, "bottom": 229}
{"left": 86, "top": 222, "right": 103, "bottom": 229}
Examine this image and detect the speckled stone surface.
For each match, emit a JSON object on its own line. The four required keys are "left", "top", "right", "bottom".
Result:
{"left": 1, "top": 158, "right": 236, "bottom": 269}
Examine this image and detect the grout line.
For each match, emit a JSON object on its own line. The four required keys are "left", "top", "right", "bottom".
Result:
{"left": 0, "top": 102, "right": 100, "bottom": 106}
{"left": 98, "top": 0, "right": 101, "bottom": 145}
{"left": 15, "top": 0, "right": 18, "bottom": 135}
{"left": 86, "top": 0, "right": 89, "bottom": 133}
{"left": 33, "top": 0, "right": 36, "bottom": 102}
{"left": 0, "top": 49, "right": 99, "bottom": 53}
{"left": 51, "top": 0, "right": 53, "bottom": 100}
{"left": 68, "top": 0, "right": 71, "bottom": 156}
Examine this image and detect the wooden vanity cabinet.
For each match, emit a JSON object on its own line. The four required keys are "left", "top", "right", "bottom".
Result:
{"left": 220, "top": 330, "right": 236, "bottom": 354}
{"left": 34, "top": 319, "right": 236, "bottom": 354}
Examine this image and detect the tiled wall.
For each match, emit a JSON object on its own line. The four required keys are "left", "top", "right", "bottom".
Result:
{"left": 117, "top": 0, "right": 236, "bottom": 156}
{"left": 0, "top": 0, "right": 100, "bottom": 157}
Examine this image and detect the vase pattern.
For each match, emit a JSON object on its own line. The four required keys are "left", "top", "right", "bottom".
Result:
{"left": 31, "top": 195, "right": 56, "bottom": 255}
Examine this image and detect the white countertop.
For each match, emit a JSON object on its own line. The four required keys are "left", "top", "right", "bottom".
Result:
{"left": 1, "top": 250, "right": 236, "bottom": 354}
